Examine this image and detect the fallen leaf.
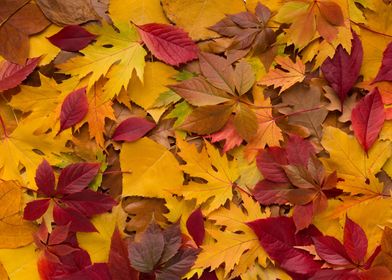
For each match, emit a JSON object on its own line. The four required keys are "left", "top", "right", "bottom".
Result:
{"left": 47, "top": 25, "right": 97, "bottom": 52}
{"left": 137, "top": 23, "right": 198, "bottom": 66}
{"left": 112, "top": 117, "right": 156, "bottom": 142}
{"left": 37, "top": 0, "right": 99, "bottom": 25}
{"left": 59, "top": 87, "right": 89, "bottom": 133}
{"left": 0, "top": 57, "right": 40, "bottom": 92}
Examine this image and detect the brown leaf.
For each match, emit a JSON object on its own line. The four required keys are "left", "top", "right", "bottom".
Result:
{"left": 180, "top": 103, "right": 234, "bottom": 135}
{"left": 233, "top": 103, "right": 258, "bottom": 141}
{"left": 0, "top": 0, "right": 49, "bottom": 64}
{"left": 124, "top": 197, "right": 168, "bottom": 237}
{"left": 37, "top": 0, "right": 99, "bottom": 26}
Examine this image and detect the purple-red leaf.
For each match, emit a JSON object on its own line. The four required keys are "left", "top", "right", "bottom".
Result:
{"left": 312, "top": 235, "right": 352, "bottom": 266}
{"left": 373, "top": 42, "right": 392, "bottom": 83}
{"left": 285, "top": 134, "right": 315, "bottom": 166}
{"left": 321, "top": 32, "right": 363, "bottom": 108}
{"left": 351, "top": 88, "right": 385, "bottom": 152}
{"left": 247, "top": 216, "right": 321, "bottom": 277}
{"left": 47, "top": 25, "right": 96, "bottom": 52}
{"left": 256, "top": 147, "right": 289, "bottom": 183}
{"left": 57, "top": 162, "right": 100, "bottom": 194}
{"left": 62, "top": 189, "right": 117, "bottom": 217}
{"left": 23, "top": 199, "right": 51, "bottom": 220}
{"left": 137, "top": 23, "right": 198, "bottom": 66}
{"left": 344, "top": 216, "right": 368, "bottom": 264}
{"left": 112, "top": 117, "right": 156, "bottom": 142}
{"left": 59, "top": 87, "right": 88, "bottom": 133}
{"left": 108, "top": 227, "right": 138, "bottom": 280}
{"left": 35, "top": 159, "right": 56, "bottom": 196}
{"left": 186, "top": 208, "right": 205, "bottom": 246}
{"left": 0, "top": 57, "right": 40, "bottom": 92}
{"left": 53, "top": 205, "right": 97, "bottom": 232}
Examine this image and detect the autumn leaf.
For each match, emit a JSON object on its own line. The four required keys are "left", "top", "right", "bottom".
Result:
{"left": 136, "top": 23, "right": 198, "bottom": 66}
{"left": 59, "top": 87, "right": 89, "bottom": 133}
{"left": 0, "top": 57, "right": 40, "bottom": 92}
{"left": 259, "top": 56, "right": 306, "bottom": 94}
{"left": 112, "top": 117, "right": 156, "bottom": 142}
{"left": 0, "top": 0, "right": 49, "bottom": 64}
{"left": 47, "top": 25, "right": 97, "bottom": 52}
{"left": 176, "top": 137, "right": 239, "bottom": 213}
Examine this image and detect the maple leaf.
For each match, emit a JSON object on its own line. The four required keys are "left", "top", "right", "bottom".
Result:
{"left": 47, "top": 25, "right": 97, "bottom": 52}
{"left": 193, "top": 192, "right": 270, "bottom": 278}
{"left": 373, "top": 227, "right": 392, "bottom": 274}
{"left": 258, "top": 56, "right": 306, "bottom": 93}
{"left": 0, "top": 0, "right": 49, "bottom": 64}
{"left": 0, "top": 181, "right": 36, "bottom": 249}
{"left": 120, "top": 137, "right": 183, "bottom": 199}
{"left": 275, "top": 0, "right": 345, "bottom": 48}
{"left": 176, "top": 137, "right": 239, "bottom": 213}
{"left": 0, "top": 57, "right": 40, "bottom": 92}
{"left": 161, "top": 0, "right": 246, "bottom": 40}
{"left": 136, "top": 23, "right": 199, "bottom": 66}
{"left": 23, "top": 160, "right": 116, "bottom": 232}
{"left": 58, "top": 22, "right": 146, "bottom": 100}
{"left": 0, "top": 120, "right": 69, "bottom": 186}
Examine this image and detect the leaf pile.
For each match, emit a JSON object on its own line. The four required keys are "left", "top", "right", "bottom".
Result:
{"left": 0, "top": 0, "right": 392, "bottom": 279}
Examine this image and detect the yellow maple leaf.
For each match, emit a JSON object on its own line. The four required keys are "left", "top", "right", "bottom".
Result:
{"left": 258, "top": 56, "right": 306, "bottom": 93}
{"left": 77, "top": 205, "right": 127, "bottom": 263}
{"left": 0, "top": 181, "right": 36, "bottom": 249}
{"left": 177, "top": 137, "right": 239, "bottom": 213}
{"left": 194, "top": 192, "right": 269, "bottom": 278}
{"left": 161, "top": 0, "right": 245, "bottom": 40}
{"left": 321, "top": 126, "right": 391, "bottom": 196}
{"left": 120, "top": 137, "right": 183, "bottom": 199}
{"left": 58, "top": 22, "right": 146, "bottom": 100}
{"left": 0, "top": 121, "right": 69, "bottom": 187}
{"left": 109, "top": 0, "right": 169, "bottom": 25}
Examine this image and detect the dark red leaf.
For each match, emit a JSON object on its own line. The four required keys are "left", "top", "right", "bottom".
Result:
{"left": 285, "top": 134, "right": 315, "bottom": 166}
{"left": 35, "top": 159, "right": 56, "bottom": 196}
{"left": 351, "top": 88, "right": 385, "bottom": 152}
{"left": 23, "top": 199, "right": 50, "bottom": 220}
{"left": 61, "top": 189, "right": 116, "bottom": 217}
{"left": 59, "top": 87, "right": 88, "bottom": 133}
{"left": 253, "top": 180, "right": 291, "bottom": 204}
{"left": 373, "top": 42, "right": 392, "bottom": 83}
{"left": 137, "top": 23, "right": 198, "bottom": 66}
{"left": 57, "top": 162, "right": 100, "bottom": 194}
{"left": 53, "top": 205, "right": 97, "bottom": 232}
{"left": 108, "top": 227, "right": 138, "bottom": 280}
{"left": 112, "top": 117, "right": 156, "bottom": 142}
{"left": 48, "top": 224, "right": 71, "bottom": 245}
{"left": 312, "top": 235, "right": 352, "bottom": 266}
{"left": 293, "top": 203, "right": 314, "bottom": 231}
{"left": 256, "top": 147, "right": 289, "bottom": 183}
{"left": 309, "top": 269, "right": 355, "bottom": 280}
{"left": 247, "top": 217, "right": 321, "bottom": 277}
{"left": 321, "top": 32, "right": 363, "bottom": 108}
{"left": 47, "top": 25, "right": 96, "bottom": 52}
{"left": 0, "top": 57, "right": 40, "bottom": 92}
{"left": 58, "top": 263, "right": 111, "bottom": 280}
{"left": 344, "top": 216, "right": 368, "bottom": 264}
{"left": 186, "top": 208, "right": 205, "bottom": 246}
